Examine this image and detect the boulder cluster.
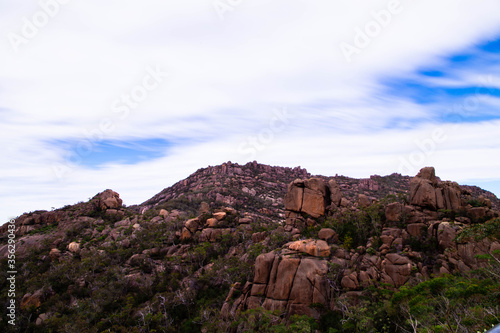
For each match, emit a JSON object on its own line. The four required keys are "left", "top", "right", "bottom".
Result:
{"left": 222, "top": 166, "right": 500, "bottom": 319}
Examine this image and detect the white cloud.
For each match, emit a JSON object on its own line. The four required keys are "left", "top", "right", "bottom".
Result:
{"left": 1, "top": 0, "right": 500, "bottom": 222}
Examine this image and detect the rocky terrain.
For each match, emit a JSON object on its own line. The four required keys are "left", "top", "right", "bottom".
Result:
{"left": 0, "top": 162, "right": 499, "bottom": 332}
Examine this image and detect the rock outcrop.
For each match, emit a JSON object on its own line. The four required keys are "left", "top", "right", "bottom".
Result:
{"left": 284, "top": 178, "right": 329, "bottom": 218}
{"left": 284, "top": 177, "right": 342, "bottom": 230}
{"left": 179, "top": 208, "right": 237, "bottom": 242}
{"left": 92, "top": 189, "right": 123, "bottom": 210}
{"left": 410, "top": 167, "right": 462, "bottom": 211}
{"left": 223, "top": 251, "right": 330, "bottom": 319}
{"left": 287, "top": 239, "right": 331, "bottom": 257}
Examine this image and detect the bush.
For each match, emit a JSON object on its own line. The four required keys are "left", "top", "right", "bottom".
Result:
{"left": 455, "top": 218, "right": 500, "bottom": 242}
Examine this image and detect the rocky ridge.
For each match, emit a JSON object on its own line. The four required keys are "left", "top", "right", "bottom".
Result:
{"left": 221, "top": 167, "right": 500, "bottom": 321}
{"left": 0, "top": 162, "right": 499, "bottom": 332}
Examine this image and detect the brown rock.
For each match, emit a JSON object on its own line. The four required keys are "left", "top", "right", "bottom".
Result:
{"left": 386, "top": 253, "right": 410, "bottom": 265}
{"left": 468, "top": 207, "right": 486, "bottom": 222}
{"left": 380, "top": 234, "right": 394, "bottom": 247}
{"left": 304, "top": 178, "right": 327, "bottom": 196}
{"left": 21, "top": 289, "right": 48, "bottom": 310}
{"left": 284, "top": 180, "right": 304, "bottom": 212}
{"left": 385, "top": 202, "right": 402, "bottom": 222}
{"left": 416, "top": 166, "right": 437, "bottom": 183}
{"left": 250, "top": 284, "right": 267, "bottom": 297}
{"left": 410, "top": 167, "right": 462, "bottom": 212}
{"left": 251, "top": 231, "right": 267, "bottom": 243}
{"left": 49, "top": 248, "right": 61, "bottom": 261}
{"left": 478, "top": 195, "right": 492, "bottom": 209}
{"left": 318, "top": 228, "right": 337, "bottom": 242}
{"left": 67, "top": 242, "right": 80, "bottom": 253}
{"left": 93, "top": 189, "right": 123, "bottom": 210}
{"left": 358, "top": 194, "right": 372, "bottom": 208}
{"left": 213, "top": 212, "right": 227, "bottom": 221}
{"left": 36, "top": 313, "right": 49, "bottom": 326}
{"left": 239, "top": 217, "right": 253, "bottom": 224}
{"left": 410, "top": 177, "right": 437, "bottom": 209}
{"left": 437, "top": 222, "right": 456, "bottom": 250}
{"left": 254, "top": 252, "right": 277, "bottom": 284}
{"left": 392, "top": 238, "right": 403, "bottom": 251}
{"left": 441, "top": 182, "right": 462, "bottom": 211}
{"left": 382, "top": 259, "right": 411, "bottom": 287}
{"left": 185, "top": 218, "right": 200, "bottom": 233}
{"left": 285, "top": 178, "right": 329, "bottom": 218}
{"left": 288, "top": 239, "right": 331, "bottom": 257}
{"left": 407, "top": 223, "right": 426, "bottom": 238}
{"left": 328, "top": 179, "right": 342, "bottom": 207}
{"left": 261, "top": 299, "right": 288, "bottom": 313}
{"left": 490, "top": 241, "right": 500, "bottom": 254}
{"left": 439, "top": 266, "right": 450, "bottom": 275}
{"left": 341, "top": 273, "right": 359, "bottom": 290}
{"left": 180, "top": 227, "right": 192, "bottom": 241}
{"left": 302, "top": 188, "right": 325, "bottom": 218}
{"left": 435, "top": 188, "right": 445, "bottom": 210}
{"left": 199, "top": 228, "right": 229, "bottom": 242}
{"left": 288, "top": 258, "right": 329, "bottom": 312}
{"left": 199, "top": 202, "right": 210, "bottom": 215}
{"left": 267, "top": 257, "right": 301, "bottom": 300}
{"left": 358, "top": 271, "right": 373, "bottom": 286}
{"left": 205, "top": 218, "right": 218, "bottom": 228}
{"left": 457, "top": 238, "right": 492, "bottom": 269}
{"left": 242, "top": 250, "right": 332, "bottom": 319}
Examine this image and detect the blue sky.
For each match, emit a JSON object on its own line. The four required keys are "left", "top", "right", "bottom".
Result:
{"left": 52, "top": 138, "right": 173, "bottom": 168}
{"left": 1, "top": 0, "right": 500, "bottom": 222}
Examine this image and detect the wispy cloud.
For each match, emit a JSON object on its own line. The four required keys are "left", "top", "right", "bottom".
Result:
{"left": 1, "top": 0, "right": 500, "bottom": 222}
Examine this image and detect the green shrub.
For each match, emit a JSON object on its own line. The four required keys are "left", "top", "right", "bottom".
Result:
{"left": 455, "top": 218, "right": 500, "bottom": 242}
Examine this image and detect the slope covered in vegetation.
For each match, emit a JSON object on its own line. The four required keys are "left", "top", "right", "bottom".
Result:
{"left": 0, "top": 163, "right": 498, "bottom": 332}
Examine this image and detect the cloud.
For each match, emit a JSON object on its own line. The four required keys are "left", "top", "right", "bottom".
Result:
{"left": 1, "top": 0, "right": 500, "bottom": 222}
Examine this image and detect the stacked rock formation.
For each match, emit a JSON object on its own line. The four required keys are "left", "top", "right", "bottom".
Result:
{"left": 409, "top": 167, "right": 462, "bottom": 211}
{"left": 284, "top": 178, "right": 342, "bottom": 230}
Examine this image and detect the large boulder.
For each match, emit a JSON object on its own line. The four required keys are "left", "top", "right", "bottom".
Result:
{"left": 407, "top": 223, "right": 426, "bottom": 238}
{"left": 328, "top": 179, "right": 342, "bottom": 207}
{"left": 385, "top": 202, "right": 402, "bottom": 222}
{"left": 410, "top": 167, "right": 438, "bottom": 209}
{"left": 318, "top": 228, "right": 338, "bottom": 242}
{"left": 287, "top": 258, "right": 329, "bottom": 316}
{"left": 468, "top": 207, "right": 486, "bottom": 222}
{"left": 410, "top": 167, "right": 462, "bottom": 211}
{"left": 358, "top": 194, "right": 372, "bottom": 208}
{"left": 233, "top": 252, "right": 330, "bottom": 319}
{"left": 437, "top": 222, "right": 457, "bottom": 250}
{"left": 341, "top": 273, "right": 359, "bottom": 290}
{"left": 302, "top": 178, "right": 328, "bottom": 217}
{"left": 381, "top": 253, "right": 412, "bottom": 287}
{"left": 284, "top": 180, "right": 304, "bottom": 212}
{"left": 288, "top": 239, "right": 331, "bottom": 257}
{"left": 285, "top": 177, "right": 334, "bottom": 220}
{"left": 184, "top": 218, "right": 200, "bottom": 233}
{"left": 92, "top": 190, "right": 123, "bottom": 210}
{"left": 439, "top": 181, "right": 462, "bottom": 211}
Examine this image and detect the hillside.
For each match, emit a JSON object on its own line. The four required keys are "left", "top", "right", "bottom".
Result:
{"left": 135, "top": 161, "right": 499, "bottom": 218}
{"left": 0, "top": 162, "right": 499, "bottom": 332}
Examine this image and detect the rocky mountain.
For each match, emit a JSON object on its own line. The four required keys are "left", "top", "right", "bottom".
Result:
{"left": 0, "top": 162, "right": 499, "bottom": 333}
{"left": 135, "top": 161, "right": 499, "bottom": 219}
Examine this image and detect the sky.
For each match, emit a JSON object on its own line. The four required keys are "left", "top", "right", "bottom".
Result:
{"left": 1, "top": 0, "right": 500, "bottom": 223}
